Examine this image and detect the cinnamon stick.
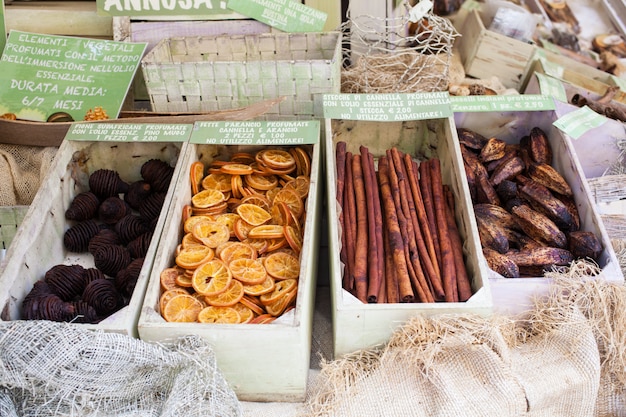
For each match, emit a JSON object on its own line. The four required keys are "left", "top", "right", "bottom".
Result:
{"left": 351, "top": 154, "right": 369, "bottom": 303}
{"left": 444, "top": 185, "right": 473, "bottom": 302}
{"left": 378, "top": 157, "right": 414, "bottom": 303}
{"left": 383, "top": 224, "right": 399, "bottom": 303}
{"left": 360, "top": 146, "right": 382, "bottom": 303}
{"left": 419, "top": 160, "right": 442, "bottom": 273}
{"left": 369, "top": 151, "right": 386, "bottom": 304}
{"left": 430, "top": 159, "right": 456, "bottom": 302}
{"left": 343, "top": 152, "right": 357, "bottom": 293}
{"left": 336, "top": 141, "right": 348, "bottom": 288}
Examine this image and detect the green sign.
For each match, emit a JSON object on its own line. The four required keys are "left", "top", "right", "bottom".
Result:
{"left": 322, "top": 92, "right": 452, "bottom": 121}
{"left": 610, "top": 75, "right": 626, "bottom": 91}
{"left": 65, "top": 123, "right": 193, "bottom": 142}
{"left": 227, "top": 0, "right": 327, "bottom": 32}
{"left": 97, "top": 0, "right": 234, "bottom": 16}
{"left": 0, "top": 31, "right": 146, "bottom": 122}
{"left": 0, "top": 1, "right": 5, "bottom": 56}
{"left": 553, "top": 106, "right": 607, "bottom": 140}
{"left": 450, "top": 94, "right": 555, "bottom": 112}
{"left": 191, "top": 120, "right": 320, "bottom": 145}
{"left": 535, "top": 73, "right": 567, "bottom": 103}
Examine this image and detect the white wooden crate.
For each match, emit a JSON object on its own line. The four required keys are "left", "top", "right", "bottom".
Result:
{"left": 138, "top": 140, "right": 322, "bottom": 402}
{"left": 454, "top": 108, "right": 624, "bottom": 316}
{"left": 325, "top": 117, "right": 493, "bottom": 358}
{"left": 0, "top": 139, "right": 186, "bottom": 337}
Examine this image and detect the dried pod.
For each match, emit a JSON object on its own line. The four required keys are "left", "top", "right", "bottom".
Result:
{"left": 89, "top": 169, "right": 129, "bottom": 199}
{"left": 506, "top": 247, "right": 575, "bottom": 269}
{"left": 518, "top": 181, "right": 573, "bottom": 230}
{"left": 65, "top": 191, "right": 100, "bottom": 221}
{"left": 489, "top": 156, "right": 525, "bottom": 187}
{"left": 39, "top": 294, "right": 73, "bottom": 322}
{"left": 528, "top": 127, "right": 553, "bottom": 165}
{"left": 457, "top": 128, "right": 488, "bottom": 150}
{"left": 139, "top": 192, "right": 166, "bottom": 222}
{"left": 479, "top": 137, "right": 507, "bottom": 163}
{"left": 124, "top": 180, "right": 152, "bottom": 210}
{"left": 88, "top": 229, "right": 121, "bottom": 256}
{"left": 64, "top": 219, "right": 101, "bottom": 252}
{"left": 68, "top": 300, "right": 99, "bottom": 323}
{"left": 22, "top": 281, "right": 53, "bottom": 320}
{"left": 98, "top": 196, "right": 131, "bottom": 225}
{"left": 568, "top": 231, "right": 602, "bottom": 261}
{"left": 93, "top": 244, "right": 132, "bottom": 277}
{"left": 511, "top": 205, "right": 567, "bottom": 248}
{"left": 496, "top": 180, "right": 519, "bottom": 202}
{"left": 141, "top": 159, "right": 174, "bottom": 193}
{"left": 483, "top": 248, "right": 520, "bottom": 278}
{"left": 115, "top": 214, "right": 150, "bottom": 244}
{"left": 527, "top": 164, "right": 573, "bottom": 196}
{"left": 84, "top": 267, "right": 107, "bottom": 284}
{"left": 127, "top": 231, "right": 154, "bottom": 259}
{"left": 82, "top": 278, "right": 122, "bottom": 316}
{"left": 115, "top": 257, "right": 145, "bottom": 298}
{"left": 44, "top": 264, "right": 87, "bottom": 301}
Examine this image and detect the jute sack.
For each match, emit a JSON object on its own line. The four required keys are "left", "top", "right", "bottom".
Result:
{"left": 0, "top": 144, "right": 57, "bottom": 206}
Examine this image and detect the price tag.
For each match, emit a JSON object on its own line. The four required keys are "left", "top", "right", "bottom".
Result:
{"left": 553, "top": 106, "right": 607, "bottom": 139}
{"left": 64, "top": 123, "right": 193, "bottom": 142}
{"left": 227, "top": 0, "right": 327, "bottom": 32}
{"left": 191, "top": 120, "right": 320, "bottom": 145}
{"left": 450, "top": 94, "right": 555, "bottom": 112}
{"left": 535, "top": 73, "right": 567, "bottom": 102}
{"left": 322, "top": 92, "right": 452, "bottom": 121}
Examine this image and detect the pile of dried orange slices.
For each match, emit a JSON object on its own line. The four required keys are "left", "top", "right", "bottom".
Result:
{"left": 159, "top": 147, "right": 311, "bottom": 324}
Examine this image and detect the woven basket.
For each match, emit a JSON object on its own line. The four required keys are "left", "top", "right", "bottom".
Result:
{"left": 141, "top": 32, "right": 342, "bottom": 119}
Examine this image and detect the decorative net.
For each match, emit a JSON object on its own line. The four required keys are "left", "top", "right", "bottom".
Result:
{"left": 339, "top": 1, "right": 460, "bottom": 94}
{"left": 0, "top": 320, "right": 241, "bottom": 417}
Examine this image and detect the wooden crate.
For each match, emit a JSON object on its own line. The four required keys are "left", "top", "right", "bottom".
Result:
{"left": 138, "top": 138, "right": 322, "bottom": 402}
{"left": 140, "top": 32, "right": 342, "bottom": 118}
{"left": 0, "top": 139, "right": 187, "bottom": 337}
{"left": 325, "top": 117, "right": 493, "bottom": 358}
{"left": 0, "top": 205, "right": 28, "bottom": 258}
{"left": 454, "top": 108, "right": 624, "bottom": 316}
{"left": 456, "top": 8, "right": 536, "bottom": 89}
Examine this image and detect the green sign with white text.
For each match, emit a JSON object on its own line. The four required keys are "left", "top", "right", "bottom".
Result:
{"left": 191, "top": 120, "right": 320, "bottom": 145}
{"left": 227, "top": 0, "right": 327, "bottom": 32}
{"left": 65, "top": 123, "right": 193, "bottom": 142}
{"left": 0, "top": 1, "right": 5, "bottom": 57}
{"left": 0, "top": 31, "right": 146, "bottom": 122}
{"left": 450, "top": 94, "right": 555, "bottom": 112}
{"left": 97, "top": 0, "right": 234, "bottom": 16}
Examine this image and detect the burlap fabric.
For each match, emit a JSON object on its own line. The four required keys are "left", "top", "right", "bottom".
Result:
{"left": 0, "top": 144, "right": 57, "bottom": 206}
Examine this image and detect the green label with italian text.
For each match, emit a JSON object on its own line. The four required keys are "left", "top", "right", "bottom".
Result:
{"left": 0, "top": 31, "right": 146, "bottom": 122}
{"left": 535, "top": 73, "right": 567, "bottom": 102}
{"left": 322, "top": 92, "right": 452, "bottom": 121}
{"left": 65, "top": 123, "right": 193, "bottom": 142}
{"left": 227, "top": 0, "right": 327, "bottom": 32}
{"left": 553, "top": 106, "right": 607, "bottom": 139}
{"left": 191, "top": 120, "right": 320, "bottom": 145}
{"left": 450, "top": 94, "right": 555, "bottom": 112}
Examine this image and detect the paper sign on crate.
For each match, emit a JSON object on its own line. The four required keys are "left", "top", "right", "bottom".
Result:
{"left": 191, "top": 120, "right": 320, "bottom": 145}
{"left": 227, "top": 0, "right": 327, "bottom": 33}
{"left": 65, "top": 122, "right": 193, "bottom": 143}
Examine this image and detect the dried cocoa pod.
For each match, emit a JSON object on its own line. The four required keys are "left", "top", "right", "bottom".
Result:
{"left": 555, "top": 193, "right": 580, "bottom": 232}
{"left": 568, "top": 231, "right": 602, "bottom": 261}
{"left": 496, "top": 180, "right": 519, "bottom": 202}
{"left": 474, "top": 203, "right": 519, "bottom": 230}
{"left": 457, "top": 128, "right": 488, "bottom": 150}
{"left": 489, "top": 156, "right": 525, "bottom": 187}
{"left": 475, "top": 168, "right": 501, "bottom": 206}
{"left": 512, "top": 204, "right": 567, "bottom": 248}
{"left": 518, "top": 180, "right": 573, "bottom": 230}
{"left": 528, "top": 127, "right": 553, "bottom": 165}
{"left": 527, "top": 164, "right": 573, "bottom": 196}
{"left": 485, "top": 144, "right": 519, "bottom": 173}
{"left": 506, "top": 247, "right": 574, "bottom": 268}
{"left": 65, "top": 191, "right": 100, "bottom": 221}
{"left": 479, "top": 137, "right": 506, "bottom": 163}
{"left": 483, "top": 248, "right": 519, "bottom": 278}
{"left": 504, "top": 229, "right": 546, "bottom": 251}
{"left": 476, "top": 214, "right": 509, "bottom": 254}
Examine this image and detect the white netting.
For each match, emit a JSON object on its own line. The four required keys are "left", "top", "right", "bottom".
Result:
{"left": 0, "top": 320, "right": 241, "bottom": 417}
{"left": 340, "top": 1, "right": 460, "bottom": 94}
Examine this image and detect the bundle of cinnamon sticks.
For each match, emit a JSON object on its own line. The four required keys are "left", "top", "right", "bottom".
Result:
{"left": 336, "top": 141, "right": 472, "bottom": 304}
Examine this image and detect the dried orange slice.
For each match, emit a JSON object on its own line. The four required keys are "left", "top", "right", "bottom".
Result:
{"left": 229, "top": 258, "right": 267, "bottom": 285}
{"left": 265, "top": 290, "right": 297, "bottom": 317}
{"left": 259, "top": 278, "right": 297, "bottom": 305}
{"left": 191, "top": 259, "right": 232, "bottom": 296}
{"left": 236, "top": 203, "right": 272, "bottom": 226}
{"left": 284, "top": 225, "right": 303, "bottom": 254}
{"left": 181, "top": 232, "right": 204, "bottom": 249}
{"left": 175, "top": 273, "right": 193, "bottom": 288}
{"left": 197, "top": 306, "right": 241, "bottom": 324}
{"left": 243, "top": 237, "right": 269, "bottom": 254}
{"left": 266, "top": 237, "right": 288, "bottom": 252}
{"left": 190, "top": 161, "right": 205, "bottom": 195}
{"left": 233, "top": 218, "right": 254, "bottom": 241}
{"left": 192, "top": 220, "right": 230, "bottom": 248}
{"left": 284, "top": 175, "right": 310, "bottom": 199}
{"left": 204, "top": 279, "right": 244, "bottom": 307}
{"left": 214, "top": 212, "right": 240, "bottom": 238}
{"left": 160, "top": 267, "right": 184, "bottom": 291}
{"left": 221, "top": 163, "right": 253, "bottom": 176}
{"left": 231, "top": 174, "right": 244, "bottom": 198}
{"left": 191, "top": 189, "right": 226, "bottom": 209}
{"left": 193, "top": 201, "right": 228, "bottom": 216}
{"left": 265, "top": 187, "right": 281, "bottom": 204}
{"left": 175, "top": 245, "right": 214, "bottom": 270}
{"left": 240, "top": 295, "right": 266, "bottom": 316}
{"left": 248, "top": 224, "right": 284, "bottom": 239}
{"left": 240, "top": 194, "right": 272, "bottom": 212}
{"left": 290, "top": 147, "right": 311, "bottom": 177}
{"left": 201, "top": 173, "right": 232, "bottom": 192}
{"left": 250, "top": 313, "right": 277, "bottom": 324}
{"left": 181, "top": 204, "right": 194, "bottom": 224}
{"left": 259, "top": 149, "right": 296, "bottom": 170}
{"left": 243, "top": 274, "right": 275, "bottom": 296}
{"left": 263, "top": 251, "right": 300, "bottom": 280}
{"left": 245, "top": 173, "right": 279, "bottom": 191}
{"left": 183, "top": 214, "right": 214, "bottom": 234}
{"left": 231, "top": 152, "right": 256, "bottom": 165}
{"left": 162, "top": 294, "right": 204, "bottom": 322}
{"left": 219, "top": 241, "right": 257, "bottom": 265}
{"left": 159, "top": 288, "right": 189, "bottom": 312}
{"left": 232, "top": 302, "right": 255, "bottom": 323}
{"left": 272, "top": 188, "right": 303, "bottom": 218}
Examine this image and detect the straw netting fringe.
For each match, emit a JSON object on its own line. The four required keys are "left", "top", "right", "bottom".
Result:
{"left": 339, "top": 4, "right": 459, "bottom": 94}
{"left": 303, "top": 260, "right": 626, "bottom": 417}
{"left": 0, "top": 320, "right": 241, "bottom": 417}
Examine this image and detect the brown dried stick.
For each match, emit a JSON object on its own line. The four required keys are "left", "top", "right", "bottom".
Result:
{"left": 360, "top": 146, "right": 382, "bottom": 303}
{"left": 343, "top": 152, "right": 357, "bottom": 293}
{"left": 383, "top": 225, "right": 399, "bottom": 303}
{"left": 444, "top": 185, "right": 473, "bottom": 301}
{"left": 378, "top": 157, "right": 414, "bottom": 303}
{"left": 419, "top": 160, "right": 443, "bottom": 280}
{"left": 351, "top": 155, "right": 369, "bottom": 303}
{"left": 369, "top": 151, "right": 386, "bottom": 303}
{"left": 336, "top": 142, "right": 348, "bottom": 287}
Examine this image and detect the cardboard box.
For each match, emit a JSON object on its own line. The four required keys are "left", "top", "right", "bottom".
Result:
{"left": 454, "top": 108, "right": 623, "bottom": 316}
{"left": 326, "top": 117, "right": 493, "bottom": 358}
{"left": 138, "top": 129, "right": 322, "bottom": 402}
{"left": 0, "top": 136, "right": 187, "bottom": 337}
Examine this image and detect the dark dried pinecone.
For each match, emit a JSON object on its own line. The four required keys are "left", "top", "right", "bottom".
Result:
{"left": 44, "top": 264, "right": 87, "bottom": 301}
{"left": 89, "top": 169, "right": 129, "bottom": 199}
{"left": 124, "top": 180, "right": 152, "bottom": 210}
{"left": 115, "top": 214, "right": 150, "bottom": 244}
{"left": 64, "top": 219, "right": 101, "bottom": 252}
{"left": 93, "top": 244, "right": 132, "bottom": 277}
{"left": 138, "top": 192, "right": 166, "bottom": 222}
{"left": 84, "top": 267, "right": 107, "bottom": 284}
{"left": 127, "top": 231, "right": 153, "bottom": 259}
{"left": 140, "top": 159, "right": 174, "bottom": 193}
{"left": 65, "top": 191, "right": 100, "bottom": 221}
{"left": 88, "top": 229, "right": 121, "bottom": 256}
{"left": 39, "top": 294, "right": 73, "bottom": 321}
{"left": 115, "top": 257, "right": 145, "bottom": 298}
{"left": 22, "top": 281, "right": 53, "bottom": 320}
{"left": 82, "top": 278, "right": 122, "bottom": 316}
{"left": 98, "top": 196, "right": 131, "bottom": 225}
{"left": 67, "top": 300, "right": 99, "bottom": 323}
